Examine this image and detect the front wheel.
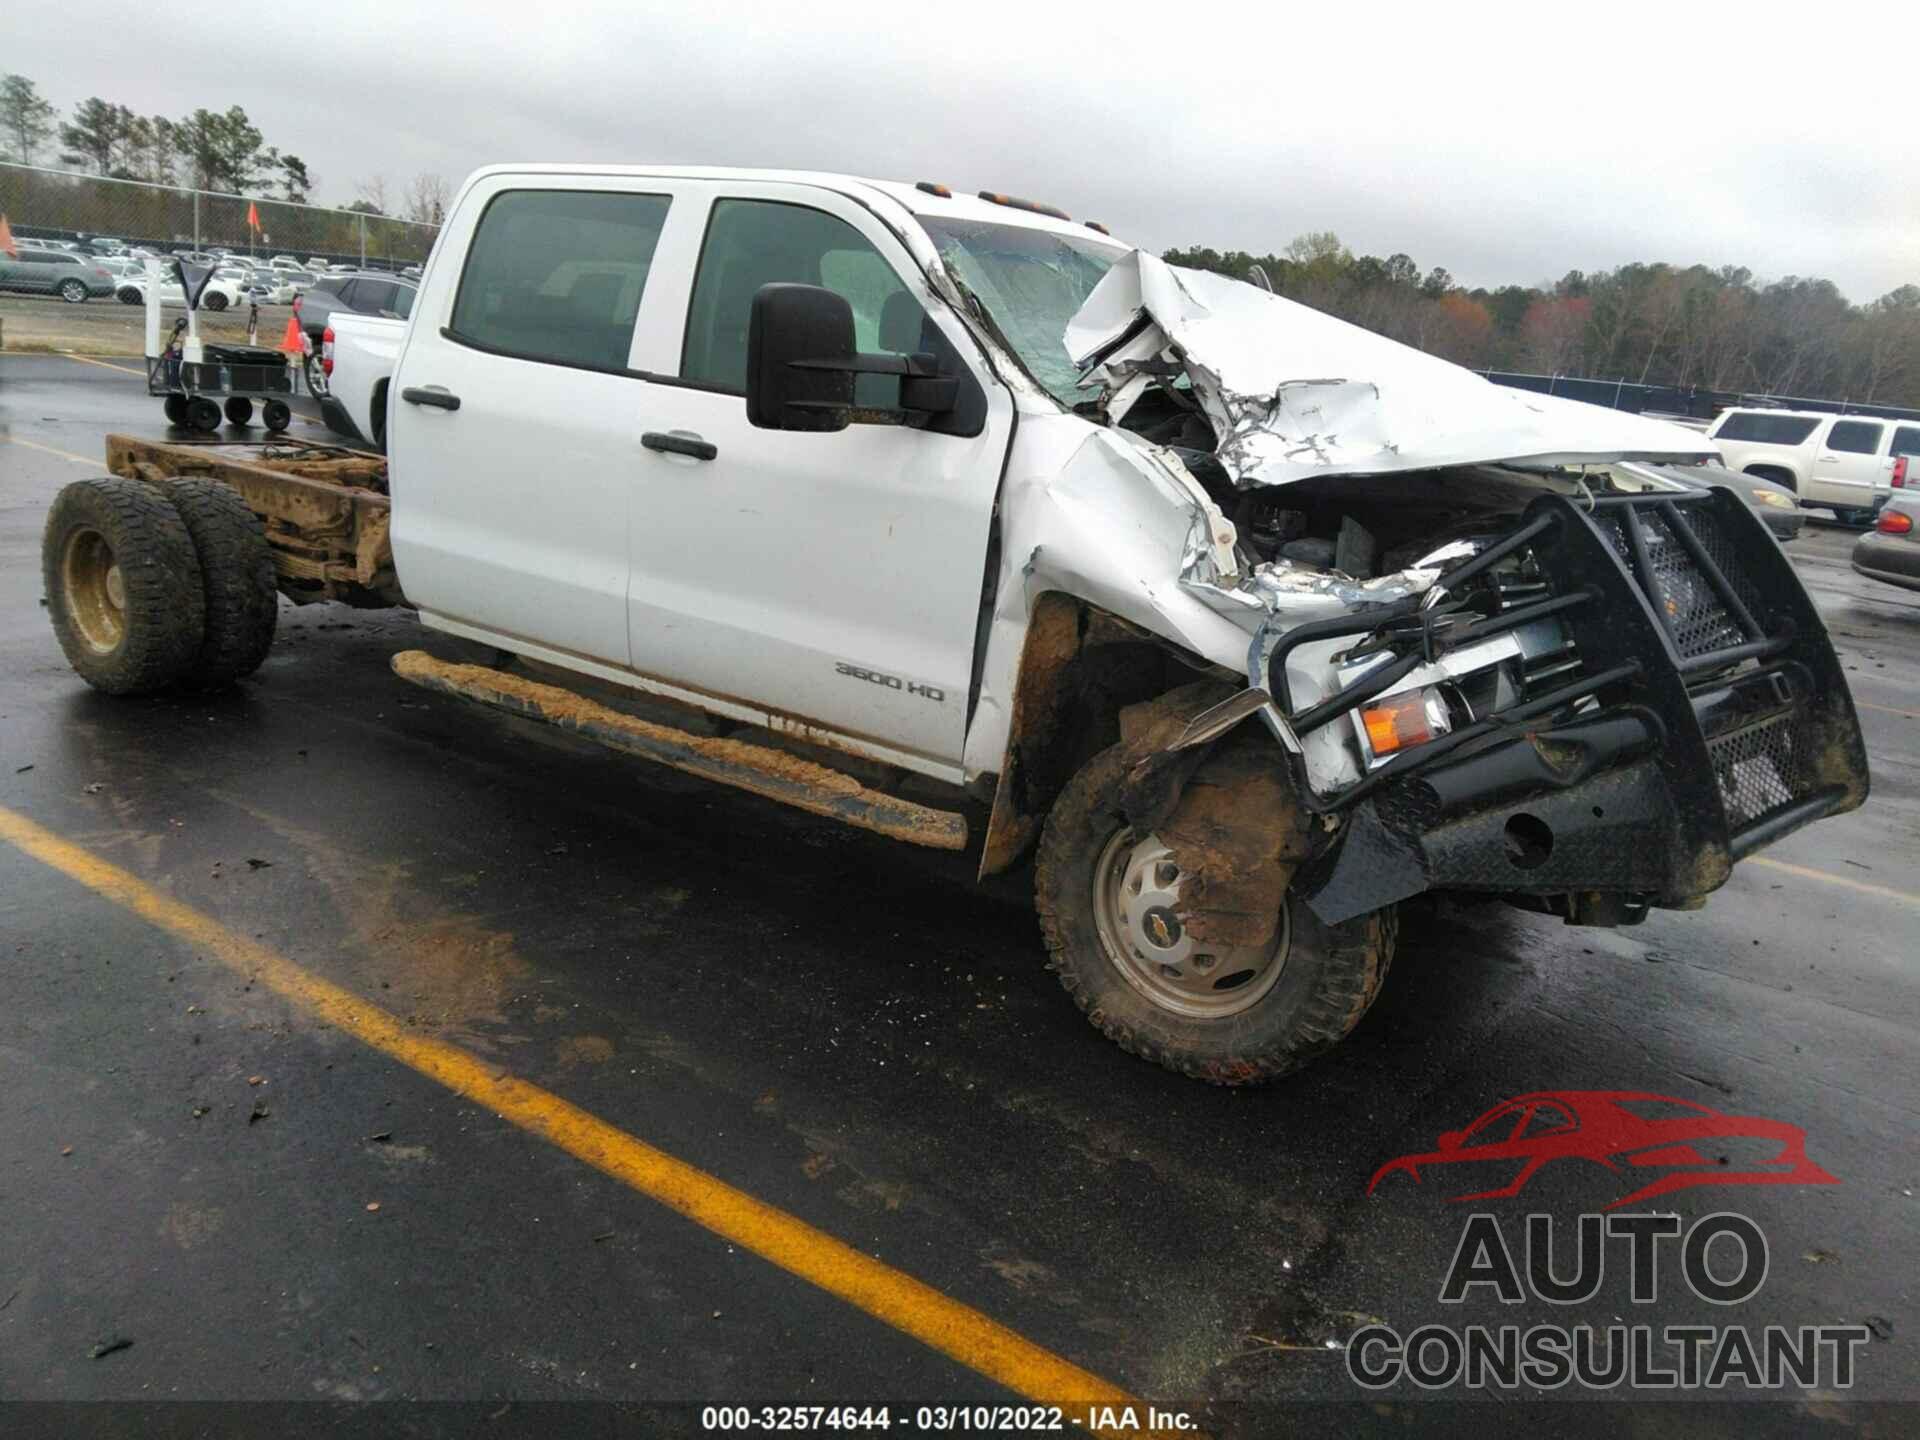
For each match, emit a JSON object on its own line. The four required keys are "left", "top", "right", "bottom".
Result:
{"left": 59, "top": 278, "right": 88, "bottom": 303}
{"left": 1035, "top": 741, "right": 1396, "bottom": 1085}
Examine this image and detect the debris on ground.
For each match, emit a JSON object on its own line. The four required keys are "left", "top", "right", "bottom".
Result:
{"left": 60, "top": 1146, "right": 73, "bottom": 1157}
{"left": 12, "top": 764, "right": 31, "bottom": 774}
{"left": 1803, "top": 1249, "right": 1838, "bottom": 1264}
{"left": 247, "top": 1076, "right": 265, "bottom": 1086}
{"left": 88, "top": 1337, "right": 132, "bottom": 1360}
{"left": 1866, "top": 1316, "right": 1895, "bottom": 1341}
{"left": 248, "top": 1101, "right": 270, "bottom": 1124}
{"left": 365, "top": 1202, "right": 381, "bottom": 1212}
{"left": 364, "top": 1131, "right": 392, "bottom": 1143}
{"left": 83, "top": 782, "right": 103, "bottom": 795}
{"left": 245, "top": 858, "right": 273, "bottom": 870}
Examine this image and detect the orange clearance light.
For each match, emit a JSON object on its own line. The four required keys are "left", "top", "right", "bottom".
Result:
{"left": 1084, "top": 221, "right": 1110, "bottom": 235}
{"left": 1361, "top": 690, "right": 1435, "bottom": 756}
{"left": 914, "top": 181, "right": 952, "bottom": 198}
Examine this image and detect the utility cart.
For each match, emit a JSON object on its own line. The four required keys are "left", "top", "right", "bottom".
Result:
{"left": 143, "top": 258, "right": 298, "bottom": 434}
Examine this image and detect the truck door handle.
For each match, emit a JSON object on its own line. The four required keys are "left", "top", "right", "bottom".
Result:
{"left": 642, "top": 431, "right": 718, "bottom": 461}
{"left": 401, "top": 387, "right": 461, "bottom": 411}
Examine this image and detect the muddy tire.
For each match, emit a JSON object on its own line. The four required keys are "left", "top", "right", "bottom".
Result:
{"left": 1035, "top": 741, "right": 1396, "bottom": 1085}
{"left": 42, "top": 478, "right": 206, "bottom": 695}
{"left": 163, "top": 479, "right": 278, "bottom": 689}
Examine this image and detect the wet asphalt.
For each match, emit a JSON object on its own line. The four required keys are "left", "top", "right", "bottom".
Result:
{"left": 0, "top": 353, "right": 1915, "bottom": 1436}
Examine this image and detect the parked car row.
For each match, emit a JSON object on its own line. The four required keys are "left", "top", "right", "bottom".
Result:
{"left": 0, "top": 244, "right": 118, "bottom": 302}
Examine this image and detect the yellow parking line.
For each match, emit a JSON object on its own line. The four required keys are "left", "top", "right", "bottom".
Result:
{"left": 59, "top": 352, "right": 146, "bottom": 376}
{"left": 1748, "top": 856, "right": 1916, "bottom": 907}
{"left": 0, "top": 434, "right": 96, "bottom": 466}
{"left": 1857, "top": 700, "right": 1917, "bottom": 720}
{"left": 0, "top": 804, "right": 1150, "bottom": 1429}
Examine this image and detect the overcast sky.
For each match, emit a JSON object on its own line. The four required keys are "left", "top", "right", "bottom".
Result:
{"left": 7, "top": 0, "right": 1915, "bottom": 301}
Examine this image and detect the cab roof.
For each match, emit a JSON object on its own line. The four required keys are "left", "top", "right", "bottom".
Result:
{"left": 460, "top": 164, "right": 1124, "bottom": 248}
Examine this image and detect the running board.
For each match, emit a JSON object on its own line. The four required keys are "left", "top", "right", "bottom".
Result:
{"left": 390, "top": 650, "right": 968, "bottom": 851}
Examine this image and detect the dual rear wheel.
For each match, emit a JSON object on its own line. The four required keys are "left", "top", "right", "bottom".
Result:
{"left": 43, "top": 476, "right": 278, "bottom": 695}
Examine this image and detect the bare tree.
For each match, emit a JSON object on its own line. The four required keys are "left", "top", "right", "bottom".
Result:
{"left": 353, "top": 173, "right": 392, "bottom": 216}
{"left": 404, "top": 172, "right": 451, "bottom": 226}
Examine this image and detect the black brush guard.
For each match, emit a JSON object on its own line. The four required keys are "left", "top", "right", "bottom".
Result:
{"left": 1272, "top": 489, "right": 1870, "bottom": 925}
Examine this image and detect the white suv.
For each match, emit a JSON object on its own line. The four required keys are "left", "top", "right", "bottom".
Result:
{"left": 1707, "top": 408, "right": 1920, "bottom": 522}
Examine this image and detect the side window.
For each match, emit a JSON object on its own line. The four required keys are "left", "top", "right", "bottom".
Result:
{"left": 1518, "top": 1103, "right": 1576, "bottom": 1139}
{"left": 357, "top": 281, "right": 397, "bottom": 315}
{"left": 1461, "top": 1107, "right": 1526, "bottom": 1147}
{"left": 393, "top": 285, "right": 416, "bottom": 320}
{"left": 1891, "top": 426, "right": 1920, "bottom": 458}
{"left": 1828, "top": 420, "right": 1883, "bottom": 455}
{"left": 333, "top": 280, "right": 360, "bottom": 306}
{"left": 680, "top": 198, "right": 928, "bottom": 395}
{"left": 449, "top": 188, "right": 671, "bottom": 371}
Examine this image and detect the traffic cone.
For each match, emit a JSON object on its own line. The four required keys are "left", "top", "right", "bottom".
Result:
{"left": 281, "top": 315, "right": 304, "bottom": 355}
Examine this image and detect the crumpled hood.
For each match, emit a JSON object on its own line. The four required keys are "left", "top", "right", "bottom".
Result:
{"left": 1064, "top": 250, "right": 1719, "bottom": 487}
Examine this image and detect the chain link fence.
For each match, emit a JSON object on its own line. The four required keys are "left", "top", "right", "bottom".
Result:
{"left": 1, "top": 162, "right": 438, "bottom": 271}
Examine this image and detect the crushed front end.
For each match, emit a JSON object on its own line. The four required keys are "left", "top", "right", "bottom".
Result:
{"left": 1261, "top": 487, "right": 1871, "bottom": 925}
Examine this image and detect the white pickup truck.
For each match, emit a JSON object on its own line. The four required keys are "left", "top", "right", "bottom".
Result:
{"left": 39, "top": 165, "right": 1872, "bottom": 1084}
{"left": 319, "top": 311, "right": 406, "bottom": 451}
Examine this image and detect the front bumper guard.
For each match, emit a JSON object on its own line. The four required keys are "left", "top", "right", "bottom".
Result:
{"left": 1253, "top": 489, "right": 1870, "bottom": 924}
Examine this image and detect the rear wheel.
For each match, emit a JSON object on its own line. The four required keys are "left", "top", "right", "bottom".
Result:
{"left": 59, "top": 278, "right": 88, "bottom": 303}
{"left": 261, "top": 399, "right": 291, "bottom": 433}
{"left": 224, "top": 397, "right": 254, "bottom": 427}
{"left": 42, "top": 478, "right": 205, "bottom": 695}
{"left": 118, "top": 286, "right": 142, "bottom": 305}
{"left": 1035, "top": 740, "right": 1396, "bottom": 1084}
{"left": 187, "top": 397, "right": 221, "bottom": 432}
{"left": 203, "top": 291, "right": 228, "bottom": 312}
{"left": 302, "top": 350, "right": 328, "bottom": 398}
{"left": 162, "top": 479, "right": 278, "bottom": 689}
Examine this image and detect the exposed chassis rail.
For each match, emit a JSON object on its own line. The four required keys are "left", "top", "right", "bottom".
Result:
{"left": 105, "top": 433, "right": 401, "bottom": 609}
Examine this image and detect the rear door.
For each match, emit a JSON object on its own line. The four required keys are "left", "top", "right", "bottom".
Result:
{"left": 388, "top": 176, "right": 681, "bottom": 666}
{"left": 620, "top": 182, "right": 1013, "bottom": 771}
{"left": 1809, "top": 418, "right": 1888, "bottom": 508}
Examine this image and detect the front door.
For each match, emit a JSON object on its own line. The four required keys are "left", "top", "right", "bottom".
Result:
{"left": 622, "top": 184, "right": 1013, "bottom": 772}
{"left": 388, "top": 178, "right": 681, "bottom": 666}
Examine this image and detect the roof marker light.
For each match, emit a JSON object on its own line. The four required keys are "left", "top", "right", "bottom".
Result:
{"left": 976, "top": 191, "right": 1071, "bottom": 221}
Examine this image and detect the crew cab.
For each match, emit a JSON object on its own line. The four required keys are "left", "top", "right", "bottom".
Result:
{"left": 39, "top": 166, "right": 1872, "bottom": 1085}
{"left": 1707, "top": 407, "right": 1920, "bottom": 523}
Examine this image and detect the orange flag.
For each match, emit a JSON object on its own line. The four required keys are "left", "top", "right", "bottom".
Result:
{"left": 247, "top": 200, "right": 261, "bottom": 232}
{"left": 0, "top": 213, "right": 17, "bottom": 260}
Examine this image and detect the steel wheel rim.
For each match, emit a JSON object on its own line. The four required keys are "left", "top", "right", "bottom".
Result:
{"left": 62, "top": 527, "right": 126, "bottom": 654}
{"left": 1091, "top": 826, "right": 1290, "bottom": 1020}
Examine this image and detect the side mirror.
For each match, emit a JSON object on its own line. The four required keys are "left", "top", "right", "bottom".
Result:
{"left": 746, "top": 282, "right": 961, "bottom": 434}
{"left": 747, "top": 283, "right": 856, "bottom": 432}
